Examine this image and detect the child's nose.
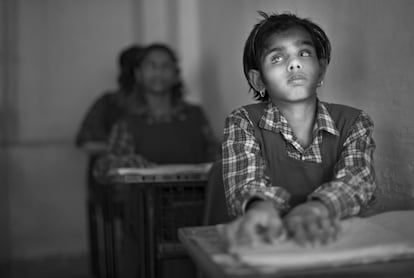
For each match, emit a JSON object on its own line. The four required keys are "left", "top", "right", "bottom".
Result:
{"left": 288, "top": 59, "right": 302, "bottom": 71}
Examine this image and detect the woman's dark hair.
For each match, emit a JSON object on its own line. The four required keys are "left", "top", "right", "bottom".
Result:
{"left": 138, "top": 43, "right": 184, "bottom": 103}
{"left": 243, "top": 11, "right": 331, "bottom": 102}
{"left": 117, "top": 45, "right": 143, "bottom": 94}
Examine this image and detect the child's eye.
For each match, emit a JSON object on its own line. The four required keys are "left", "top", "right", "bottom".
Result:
{"left": 300, "top": 50, "right": 311, "bottom": 57}
{"left": 271, "top": 55, "right": 283, "bottom": 63}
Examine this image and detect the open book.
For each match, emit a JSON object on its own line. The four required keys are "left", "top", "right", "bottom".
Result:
{"left": 224, "top": 210, "right": 414, "bottom": 272}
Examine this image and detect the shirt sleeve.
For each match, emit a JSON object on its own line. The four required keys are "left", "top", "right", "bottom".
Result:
{"left": 222, "top": 108, "right": 290, "bottom": 217}
{"left": 309, "top": 111, "right": 376, "bottom": 218}
{"left": 93, "top": 120, "right": 154, "bottom": 179}
{"left": 108, "top": 120, "right": 135, "bottom": 155}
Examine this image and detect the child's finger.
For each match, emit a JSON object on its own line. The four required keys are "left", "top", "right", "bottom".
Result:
{"left": 314, "top": 216, "right": 341, "bottom": 243}
{"left": 317, "top": 217, "right": 334, "bottom": 243}
{"left": 240, "top": 217, "right": 267, "bottom": 247}
{"left": 293, "top": 224, "right": 309, "bottom": 246}
{"left": 306, "top": 220, "right": 324, "bottom": 244}
{"left": 330, "top": 217, "right": 342, "bottom": 240}
{"left": 266, "top": 215, "right": 287, "bottom": 244}
{"left": 287, "top": 216, "right": 309, "bottom": 245}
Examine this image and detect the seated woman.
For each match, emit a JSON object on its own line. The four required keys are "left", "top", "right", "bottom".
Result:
{"left": 94, "top": 43, "right": 219, "bottom": 176}
{"left": 94, "top": 43, "right": 219, "bottom": 278}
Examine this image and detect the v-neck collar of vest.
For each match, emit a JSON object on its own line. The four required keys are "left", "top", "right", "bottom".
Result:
{"left": 257, "top": 100, "right": 340, "bottom": 136}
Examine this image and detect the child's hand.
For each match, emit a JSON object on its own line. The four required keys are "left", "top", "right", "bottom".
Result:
{"left": 219, "top": 200, "right": 286, "bottom": 252}
{"left": 284, "top": 201, "right": 340, "bottom": 246}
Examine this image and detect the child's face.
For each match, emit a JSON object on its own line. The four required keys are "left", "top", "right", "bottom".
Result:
{"left": 259, "top": 26, "right": 324, "bottom": 104}
{"left": 135, "top": 49, "right": 178, "bottom": 95}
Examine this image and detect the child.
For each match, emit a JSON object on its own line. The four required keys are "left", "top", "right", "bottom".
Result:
{"left": 221, "top": 12, "right": 376, "bottom": 248}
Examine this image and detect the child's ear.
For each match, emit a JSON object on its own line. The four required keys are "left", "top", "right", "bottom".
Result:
{"left": 248, "top": 69, "right": 265, "bottom": 92}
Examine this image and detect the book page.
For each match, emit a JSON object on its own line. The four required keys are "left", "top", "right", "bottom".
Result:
{"left": 228, "top": 211, "right": 414, "bottom": 270}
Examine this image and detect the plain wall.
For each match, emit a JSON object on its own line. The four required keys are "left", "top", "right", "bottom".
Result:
{"left": 1, "top": 0, "right": 413, "bottom": 261}
{"left": 1, "top": 0, "right": 139, "bottom": 259}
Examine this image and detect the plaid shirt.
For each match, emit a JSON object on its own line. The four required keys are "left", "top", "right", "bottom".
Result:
{"left": 222, "top": 100, "right": 376, "bottom": 218}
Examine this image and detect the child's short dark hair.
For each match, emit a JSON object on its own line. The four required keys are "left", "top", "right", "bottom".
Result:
{"left": 243, "top": 11, "right": 331, "bottom": 101}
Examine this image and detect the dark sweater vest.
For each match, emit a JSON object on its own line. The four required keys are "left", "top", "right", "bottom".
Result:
{"left": 244, "top": 102, "right": 361, "bottom": 207}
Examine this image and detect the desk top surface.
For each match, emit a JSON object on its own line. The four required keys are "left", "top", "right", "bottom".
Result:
{"left": 104, "top": 163, "right": 212, "bottom": 184}
{"left": 178, "top": 210, "right": 414, "bottom": 278}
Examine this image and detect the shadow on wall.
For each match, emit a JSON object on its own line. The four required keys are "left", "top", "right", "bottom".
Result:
{"left": 373, "top": 127, "right": 414, "bottom": 213}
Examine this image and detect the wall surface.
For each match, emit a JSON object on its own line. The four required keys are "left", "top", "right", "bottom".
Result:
{"left": 1, "top": 0, "right": 139, "bottom": 259}
{"left": 1, "top": 0, "right": 414, "bottom": 262}
{"left": 1, "top": 0, "right": 16, "bottom": 263}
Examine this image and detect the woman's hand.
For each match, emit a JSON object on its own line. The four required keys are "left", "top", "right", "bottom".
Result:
{"left": 284, "top": 201, "right": 340, "bottom": 246}
{"left": 219, "top": 200, "right": 286, "bottom": 252}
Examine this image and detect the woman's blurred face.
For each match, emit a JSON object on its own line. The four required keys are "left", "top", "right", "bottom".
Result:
{"left": 136, "top": 49, "right": 178, "bottom": 95}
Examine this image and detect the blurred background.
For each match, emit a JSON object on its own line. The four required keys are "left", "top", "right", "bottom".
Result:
{"left": 1, "top": 0, "right": 414, "bottom": 276}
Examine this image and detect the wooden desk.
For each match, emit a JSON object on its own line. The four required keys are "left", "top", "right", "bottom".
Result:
{"left": 99, "top": 163, "right": 211, "bottom": 278}
{"left": 178, "top": 211, "right": 414, "bottom": 278}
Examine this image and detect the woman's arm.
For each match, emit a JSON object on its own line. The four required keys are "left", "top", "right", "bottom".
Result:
{"left": 76, "top": 93, "right": 122, "bottom": 153}
{"left": 93, "top": 121, "right": 155, "bottom": 179}
{"left": 107, "top": 121, "right": 135, "bottom": 155}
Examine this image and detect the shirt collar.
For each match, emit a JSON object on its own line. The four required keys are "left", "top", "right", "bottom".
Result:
{"left": 258, "top": 99, "right": 339, "bottom": 136}
{"left": 315, "top": 101, "right": 340, "bottom": 136}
